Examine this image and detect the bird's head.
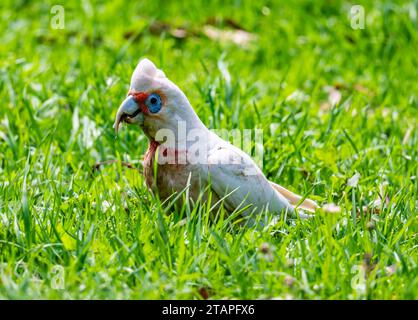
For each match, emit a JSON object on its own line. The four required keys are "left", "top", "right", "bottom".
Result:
{"left": 114, "top": 58, "right": 204, "bottom": 141}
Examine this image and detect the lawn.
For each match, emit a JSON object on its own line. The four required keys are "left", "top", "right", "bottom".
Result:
{"left": 0, "top": 0, "right": 417, "bottom": 299}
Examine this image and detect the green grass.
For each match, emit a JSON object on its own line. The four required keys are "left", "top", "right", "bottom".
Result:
{"left": 0, "top": 0, "right": 417, "bottom": 299}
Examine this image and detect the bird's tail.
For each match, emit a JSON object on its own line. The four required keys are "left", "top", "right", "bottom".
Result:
{"left": 269, "top": 181, "right": 319, "bottom": 213}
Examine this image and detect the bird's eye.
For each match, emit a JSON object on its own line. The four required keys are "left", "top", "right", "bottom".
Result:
{"left": 145, "top": 93, "right": 162, "bottom": 113}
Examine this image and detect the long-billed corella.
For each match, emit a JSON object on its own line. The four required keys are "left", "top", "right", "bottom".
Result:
{"left": 114, "top": 58, "right": 321, "bottom": 223}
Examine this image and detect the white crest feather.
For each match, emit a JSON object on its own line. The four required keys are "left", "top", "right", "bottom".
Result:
{"left": 132, "top": 58, "right": 156, "bottom": 78}
{"left": 130, "top": 58, "right": 167, "bottom": 90}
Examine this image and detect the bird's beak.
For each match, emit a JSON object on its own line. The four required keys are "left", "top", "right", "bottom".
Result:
{"left": 113, "top": 95, "right": 142, "bottom": 135}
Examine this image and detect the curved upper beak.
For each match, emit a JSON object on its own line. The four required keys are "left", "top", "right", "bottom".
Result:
{"left": 113, "top": 95, "right": 141, "bottom": 135}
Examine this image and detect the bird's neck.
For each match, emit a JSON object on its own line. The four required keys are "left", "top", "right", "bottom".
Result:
{"left": 145, "top": 139, "right": 190, "bottom": 166}
{"left": 145, "top": 119, "right": 213, "bottom": 165}
{"left": 144, "top": 139, "right": 160, "bottom": 165}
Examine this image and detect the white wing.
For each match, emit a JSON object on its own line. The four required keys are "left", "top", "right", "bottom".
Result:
{"left": 204, "top": 142, "right": 294, "bottom": 218}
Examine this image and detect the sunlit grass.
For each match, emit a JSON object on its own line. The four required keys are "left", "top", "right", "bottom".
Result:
{"left": 0, "top": 0, "right": 417, "bottom": 299}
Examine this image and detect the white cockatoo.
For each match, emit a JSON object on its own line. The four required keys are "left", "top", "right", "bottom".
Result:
{"left": 114, "top": 59, "right": 319, "bottom": 221}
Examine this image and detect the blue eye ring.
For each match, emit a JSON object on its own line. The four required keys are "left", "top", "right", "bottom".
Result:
{"left": 146, "top": 93, "right": 162, "bottom": 113}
